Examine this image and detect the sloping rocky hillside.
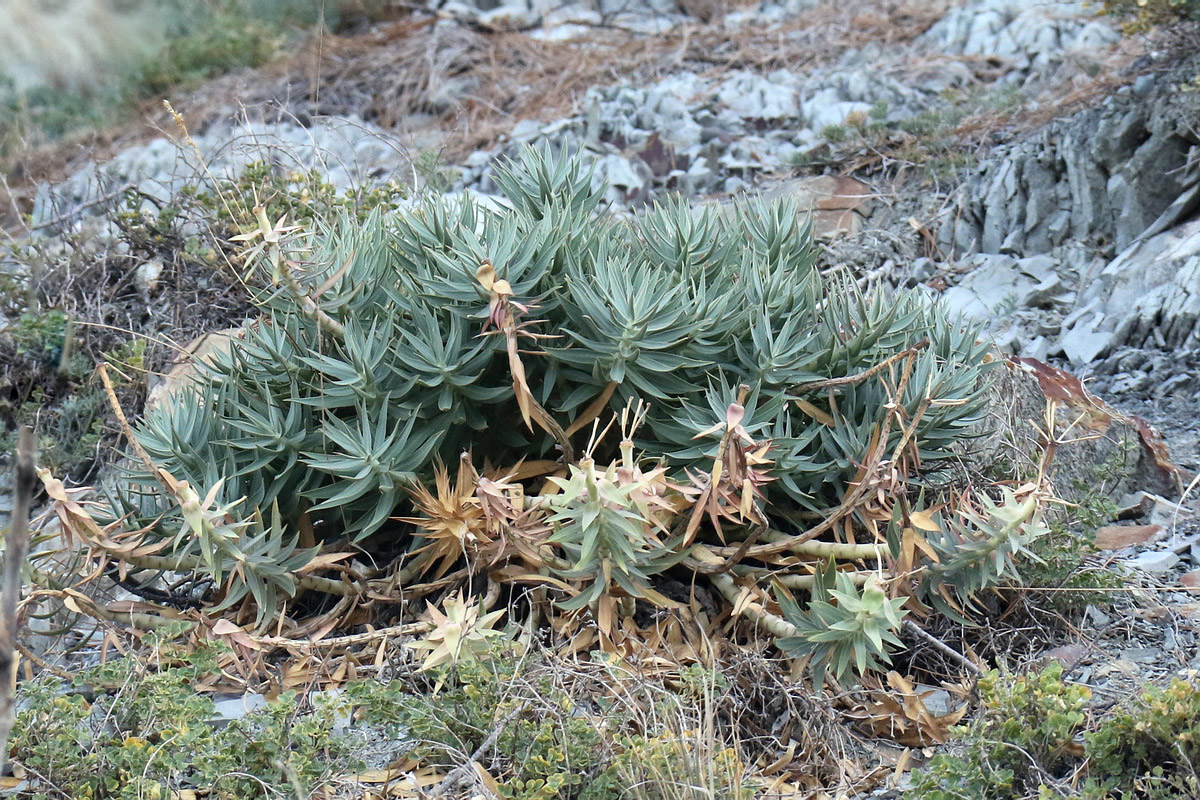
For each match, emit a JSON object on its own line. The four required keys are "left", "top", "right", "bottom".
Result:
{"left": 2, "top": 1, "right": 1199, "bottom": 797}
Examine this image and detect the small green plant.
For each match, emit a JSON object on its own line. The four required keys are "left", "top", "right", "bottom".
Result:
{"left": 911, "top": 665, "right": 1200, "bottom": 800}
{"left": 10, "top": 634, "right": 356, "bottom": 800}
{"left": 133, "top": 17, "right": 280, "bottom": 96}
{"left": 171, "top": 160, "right": 410, "bottom": 236}
{"left": 1104, "top": 0, "right": 1200, "bottom": 32}
{"left": 820, "top": 123, "right": 850, "bottom": 144}
{"left": 1012, "top": 441, "right": 1134, "bottom": 613}
{"left": 909, "top": 663, "right": 1091, "bottom": 800}
{"left": 1019, "top": 488, "right": 1122, "bottom": 614}
{"left": 5, "top": 309, "right": 73, "bottom": 366}
{"left": 413, "top": 149, "right": 458, "bottom": 194}
{"left": 1085, "top": 678, "right": 1200, "bottom": 800}
{"left": 776, "top": 567, "right": 908, "bottom": 686}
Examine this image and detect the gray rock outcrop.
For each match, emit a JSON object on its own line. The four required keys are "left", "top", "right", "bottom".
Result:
{"left": 942, "top": 77, "right": 1200, "bottom": 258}
{"left": 920, "top": 0, "right": 1118, "bottom": 78}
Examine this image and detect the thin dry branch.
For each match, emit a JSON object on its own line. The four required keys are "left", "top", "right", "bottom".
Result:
{"left": 791, "top": 339, "right": 928, "bottom": 395}
{"left": 903, "top": 619, "right": 983, "bottom": 677}
{"left": 432, "top": 701, "right": 530, "bottom": 798}
{"left": 30, "top": 182, "right": 135, "bottom": 231}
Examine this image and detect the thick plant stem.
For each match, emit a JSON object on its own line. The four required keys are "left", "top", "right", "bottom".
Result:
{"left": 0, "top": 428, "right": 35, "bottom": 776}
{"left": 731, "top": 565, "right": 873, "bottom": 590}
{"left": 758, "top": 529, "right": 887, "bottom": 560}
{"left": 708, "top": 571, "right": 799, "bottom": 639}
{"left": 694, "top": 546, "right": 798, "bottom": 638}
{"left": 105, "top": 552, "right": 357, "bottom": 598}
{"left": 280, "top": 255, "right": 346, "bottom": 339}
{"left": 27, "top": 568, "right": 196, "bottom": 633}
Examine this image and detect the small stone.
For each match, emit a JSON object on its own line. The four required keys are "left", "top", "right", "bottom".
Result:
{"left": 1181, "top": 571, "right": 1200, "bottom": 595}
{"left": 914, "top": 686, "right": 960, "bottom": 718}
{"left": 1148, "top": 496, "right": 1195, "bottom": 529}
{"left": 1094, "top": 524, "right": 1163, "bottom": 550}
{"left": 508, "top": 119, "right": 543, "bottom": 142}
{"left": 477, "top": 3, "right": 538, "bottom": 31}
{"left": 211, "top": 693, "right": 267, "bottom": 724}
{"left": 1117, "top": 491, "right": 1154, "bottom": 520}
{"left": 1120, "top": 647, "right": 1161, "bottom": 664}
{"left": 717, "top": 72, "right": 798, "bottom": 120}
{"left": 1096, "top": 659, "right": 1139, "bottom": 678}
{"left": 1085, "top": 604, "right": 1111, "bottom": 627}
{"left": 1060, "top": 319, "right": 1112, "bottom": 365}
{"left": 1124, "top": 549, "right": 1181, "bottom": 574}
{"left": 911, "top": 257, "right": 937, "bottom": 281}
{"left": 1039, "top": 643, "right": 1090, "bottom": 669}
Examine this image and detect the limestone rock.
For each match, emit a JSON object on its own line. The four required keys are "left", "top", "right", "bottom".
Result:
{"left": 1124, "top": 550, "right": 1181, "bottom": 575}
{"left": 146, "top": 328, "right": 246, "bottom": 413}
{"left": 941, "top": 74, "right": 1200, "bottom": 258}
{"left": 32, "top": 117, "right": 417, "bottom": 233}
{"left": 920, "top": 0, "right": 1118, "bottom": 77}
{"left": 1059, "top": 218, "right": 1200, "bottom": 364}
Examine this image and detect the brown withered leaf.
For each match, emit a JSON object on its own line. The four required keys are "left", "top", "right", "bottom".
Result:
{"left": 847, "top": 672, "right": 967, "bottom": 747}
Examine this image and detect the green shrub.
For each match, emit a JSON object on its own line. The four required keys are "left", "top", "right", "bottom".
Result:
{"left": 104, "top": 145, "right": 992, "bottom": 629}
{"left": 909, "top": 663, "right": 1092, "bottom": 800}
{"left": 0, "top": 310, "right": 109, "bottom": 480}
{"left": 910, "top": 666, "right": 1200, "bottom": 800}
{"left": 11, "top": 641, "right": 755, "bottom": 800}
{"left": 820, "top": 123, "right": 850, "bottom": 143}
{"left": 1085, "top": 678, "right": 1200, "bottom": 799}
{"left": 10, "top": 635, "right": 355, "bottom": 800}
{"left": 346, "top": 651, "right": 751, "bottom": 800}
{"left": 349, "top": 655, "right": 615, "bottom": 800}
{"left": 133, "top": 19, "right": 280, "bottom": 96}
{"left": 1104, "top": 0, "right": 1200, "bottom": 32}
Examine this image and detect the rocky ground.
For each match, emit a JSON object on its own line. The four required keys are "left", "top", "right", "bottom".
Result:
{"left": 3, "top": 0, "right": 1200, "bottom": 795}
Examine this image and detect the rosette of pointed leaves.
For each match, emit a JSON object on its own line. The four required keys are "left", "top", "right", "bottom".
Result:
{"left": 408, "top": 592, "right": 507, "bottom": 673}
{"left": 399, "top": 455, "right": 504, "bottom": 578}
{"left": 775, "top": 565, "right": 908, "bottom": 685}
{"left": 544, "top": 459, "right": 685, "bottom": 610}
{"left": 916, "top": 486, "right": 1050, "bottom": 620}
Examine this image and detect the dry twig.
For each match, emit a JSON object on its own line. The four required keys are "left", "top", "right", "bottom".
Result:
{"left": 432, "top": 701, "right": 529, "bottom": 797}
{"left": 902, "top": 619, "right": 983, "bottom": 677}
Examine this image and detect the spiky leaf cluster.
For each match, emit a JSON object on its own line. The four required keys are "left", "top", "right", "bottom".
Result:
{"left": 917, "top": 487, "right": 1050, "bottom": 619}
{"left": 107, "top": 144, "right": 992, "bottom": 618}
{"left": 775, "top": 566, "right": 908, "bottom": 685}
{"left": 543, "top": 459, "right": 684, "bottom": 609}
